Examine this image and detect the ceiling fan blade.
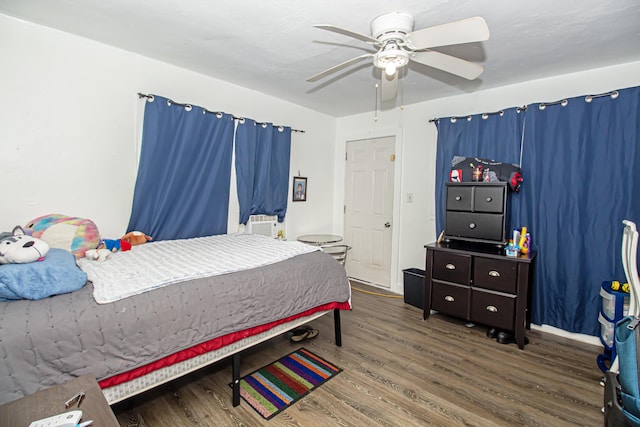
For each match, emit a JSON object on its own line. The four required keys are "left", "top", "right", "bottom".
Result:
{"left": 411, "top": 50, "right": 484, "bottom": 80}
{"left": 380, "top": 71, "right": 398, "bottom": 101}
{"left": 405, "top": 17, "right": 490, "bottom": 50}
{"left": 306, "top": 53, "right": 373, "bottom": 82}
{"left": 313, "top": 24, "right": 380, "bottom": 45}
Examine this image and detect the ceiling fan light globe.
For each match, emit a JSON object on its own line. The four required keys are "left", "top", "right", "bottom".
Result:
{"left": 385, "top": 64, "right": 396, "bottom": 76}
{"left": 374, "top": 48, "right": 409, "bottom": 72}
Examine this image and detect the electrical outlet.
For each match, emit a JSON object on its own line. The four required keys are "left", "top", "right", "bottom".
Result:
{"left": 407, "top": 193, "right": 414, "bottom": 203}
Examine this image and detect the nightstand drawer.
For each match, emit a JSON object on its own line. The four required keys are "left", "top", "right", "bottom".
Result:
{"left": 473, "top": 257, "right": 517, "bottom": 294}
{"left": 474, "top": 186, "right": 505, "bottom": 213}
{"left": 446, "top": 185, "right": 473, "bottom": 211}
{"left": 470, "top": 288, "right": 516, "bottom": 330}
{"left": 432, "top": 251, "right": 471, "bottom": 284}
{"left": 432, "top": 281, "right": 469, "bottom": 318}
{"left": 445, "top": 211, "right": 505, "bottom": 242}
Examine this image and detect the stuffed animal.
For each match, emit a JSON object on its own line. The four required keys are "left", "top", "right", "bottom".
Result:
{"left": 85, "top": 248, "right": 112, "bottom": 262}
{"left": 0, "top": 226, "right": 50, "bottom": 264}
{"left": 85, "top": 238, "right": 132, "bottom": 261}
{"left": 101, "top": 239, "right": 132, "bottom": 253}
{"left": 25, "top": 214, "right": 100, "bottom": 259}
{"left": 121, "top": 231, "right": 153, "bottom": 246}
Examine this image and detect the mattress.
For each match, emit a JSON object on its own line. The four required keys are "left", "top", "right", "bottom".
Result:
{"left": 0, "top": 250, "right": 351, "bottom": 405}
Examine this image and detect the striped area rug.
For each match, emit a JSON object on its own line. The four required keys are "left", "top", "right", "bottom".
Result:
{"left": 237, "top": 347, "right": 342, "bottom": 420}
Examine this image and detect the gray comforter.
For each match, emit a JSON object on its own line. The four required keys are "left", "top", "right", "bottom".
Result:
{"left": 0, "top": 251, "right": 350, "bottom": 404}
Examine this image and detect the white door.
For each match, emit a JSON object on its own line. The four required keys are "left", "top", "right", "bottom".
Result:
{"left": 344, "top": 136, "right": 395, "bottom": 287}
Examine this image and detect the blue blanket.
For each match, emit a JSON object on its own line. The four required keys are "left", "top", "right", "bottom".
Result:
{"left": 0, "top": 248, "right": 87, "bottom": 301}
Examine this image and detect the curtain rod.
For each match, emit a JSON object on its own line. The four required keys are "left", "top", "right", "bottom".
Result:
{"left": 428, "top": 106, "right": 527, "bottom": 123}
{"left": 137, "top": 93, "right": 305, "bottom": 133}
{"left": 428, "top": 89, "right": 620, "bottom": 123}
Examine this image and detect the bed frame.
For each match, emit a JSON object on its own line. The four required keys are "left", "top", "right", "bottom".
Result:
{"left": 101, "top": 308, "right": 343, "bottom": 406}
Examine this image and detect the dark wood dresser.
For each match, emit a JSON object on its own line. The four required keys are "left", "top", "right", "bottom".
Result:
{"left": 443, "top": 182, "right": 510, "bottom": 245}
{"left": 424, "top": 241, "right": 536, "bottom": 349}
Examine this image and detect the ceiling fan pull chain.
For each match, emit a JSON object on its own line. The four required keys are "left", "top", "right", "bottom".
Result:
{"left": 374, "top": 83, "right": 379, "bottom": 122}
{"left": 400, "top": 67, "right": 405, "bottom": 110}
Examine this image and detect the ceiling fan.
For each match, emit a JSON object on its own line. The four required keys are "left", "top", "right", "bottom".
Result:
{"left": 307, "top": 12, "right": 490, "bottom": 101}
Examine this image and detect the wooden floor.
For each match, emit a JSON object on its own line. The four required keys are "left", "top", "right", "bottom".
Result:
{"left": 112, "top": 282, "right": 604, "bottom": 426}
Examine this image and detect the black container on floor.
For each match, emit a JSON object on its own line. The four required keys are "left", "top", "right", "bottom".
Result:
{"left": 403, "top": 268, "right": 425, "bottom": 309}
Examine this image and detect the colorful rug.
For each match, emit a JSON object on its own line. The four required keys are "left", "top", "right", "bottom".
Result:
{"left": 236, "top": 347, "right": 342, "bottom": 420}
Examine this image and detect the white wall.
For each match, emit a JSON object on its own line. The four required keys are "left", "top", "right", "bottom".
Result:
{"left": 0, "top": 14, "right": 336, "bottom": 240}
{"left": 336, "top": 61, "right": 640, "bottom": 298}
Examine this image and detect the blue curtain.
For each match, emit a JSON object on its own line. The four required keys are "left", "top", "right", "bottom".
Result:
{"left": 435, "top": 107, "right": 526, "bottom": 235}
{"left": 128, "top": 96, "right": 234, "bottom": 240}
{"left": 435, "top": 87, "right": 640, "bottom": 335}
{"left": 519, "top": 87, "right": 640, "bottom": 335}
{"left": 235, "top": 120, "right": 292, "bottom": 223}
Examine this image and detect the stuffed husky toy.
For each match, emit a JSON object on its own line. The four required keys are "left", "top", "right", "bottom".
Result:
{"left": 0, "top": 225, "right": 50, "bottom": 264}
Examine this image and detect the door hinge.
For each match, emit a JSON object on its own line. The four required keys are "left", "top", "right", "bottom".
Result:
{"left": 344, "top": 205, "right": 346, "bottom": 214}
{"left": 390, "top": 154, "right": 396, "bottom": 161}
{"left": 345, "top": 152, "right": 348, "bottom": 161}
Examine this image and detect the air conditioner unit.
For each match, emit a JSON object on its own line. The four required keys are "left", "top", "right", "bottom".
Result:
{"left": 246, "top": 215, "right": 277, "bottom": 238}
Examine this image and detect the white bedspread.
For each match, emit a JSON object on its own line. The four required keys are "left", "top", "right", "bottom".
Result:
{"left": 77, "top": 233, "right": 319, "bottom": 304}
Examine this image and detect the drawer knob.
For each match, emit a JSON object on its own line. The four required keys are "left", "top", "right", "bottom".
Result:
{"left": 486, "top": 305, "right": 498, "bottom": 313}
{"left": 445, "top": 295, "right": 455, "bottom": 302}
{"left": 469, "top": 223, "right": 476, "bottom": 229}
{"left": 488, "top": 270, "right": 501, "bottom": 277}
{"left": 445, "top": 263, "right": 456, "bottom": 270}
{"left": 455, "top": 196, "right": 462, "bottom": 201}
{"left": 486, "top": 197, "right": 492, "bottom": 202}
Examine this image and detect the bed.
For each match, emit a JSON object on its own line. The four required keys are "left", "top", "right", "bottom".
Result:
{"left": 0, "top": 233, "right": 351, "bottom": 406}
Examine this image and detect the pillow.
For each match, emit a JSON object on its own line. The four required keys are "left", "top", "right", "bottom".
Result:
{"left": 0, "top": 248, "right": 88, "bottom": 301}
{"left": 24, "top": 214, "right": 100, "bottom": 258}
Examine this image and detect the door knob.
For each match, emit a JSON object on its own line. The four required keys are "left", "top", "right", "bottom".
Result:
{"left": 384, "top": 222, "right": 391, "bottom": 228}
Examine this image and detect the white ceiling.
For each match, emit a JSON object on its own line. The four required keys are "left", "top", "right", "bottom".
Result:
{"left": 2, "top": 0, "right": 640, "bottom": 117}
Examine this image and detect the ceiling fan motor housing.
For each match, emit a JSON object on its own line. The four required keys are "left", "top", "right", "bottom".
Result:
{"left": 371, "top": 12, "right": 414, "bottom": 73}
{"left": 370, "top": 12, "right": 414, "bottom": 43}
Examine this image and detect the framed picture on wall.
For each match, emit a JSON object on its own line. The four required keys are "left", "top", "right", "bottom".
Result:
{"left": 292, "top": 176, "right": 307, "bottom": 202}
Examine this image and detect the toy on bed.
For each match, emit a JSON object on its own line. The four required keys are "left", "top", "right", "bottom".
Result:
{"left": 102, "top": 238, "right": 132, "bottom": 252}
{"left": 121, "top": 231, "right": 152, "bottom": 246}
{"left": 85, "top": 238, "right": 132, "bottom": 262}
{"left": 25, "top": 214, "right": 100, "bottom": 259}
{"left": 85, "top": 248, "right": 112, "bottom": 262}
{"left": 0, "top": 226, "right": 50, "bottom": 264}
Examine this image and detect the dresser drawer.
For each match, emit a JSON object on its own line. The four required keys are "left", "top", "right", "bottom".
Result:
{"left": 432, "top": 251, "right": 471, "bottom": 284}
{"left": 432, "top": 281, "right": 469, "bottom": 318}
{"left": 446, "top": 185, "right": 473, "bottom": 211}
{"left": 445, "top": 211, "right": 505, "bottom": 241}
{"left": 473, "top": 257, "right": 518, "bottom": 294}
{"left": 473, "top": 186, "right": 505, "bottom": 213}
{"left": 470, "top": 288, "right": 516, "bottom": 330}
